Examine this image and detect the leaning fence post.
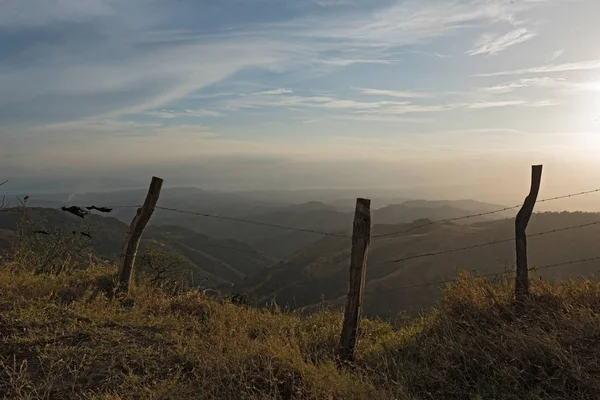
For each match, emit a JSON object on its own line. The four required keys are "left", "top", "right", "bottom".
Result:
{"left": 338, "top": 198, "right": 371, "bottom": 366}
{"left": 515, "top": 165, "right": 542, "bottom": 301}
{"left": 116, "top": 176, "right": 163, "bottom": 293}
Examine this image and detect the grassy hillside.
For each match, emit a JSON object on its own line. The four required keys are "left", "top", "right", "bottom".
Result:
{"left": 242, "top": 212, "right": 600, "bottom": 317}
{"left": 0, "top": 208, "right": 273, "bottom": 286}
{"left": 2, "top": 263, "right": 600, "bottom": 399}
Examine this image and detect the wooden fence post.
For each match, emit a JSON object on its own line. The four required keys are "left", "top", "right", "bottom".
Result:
{"left": 338, "top": 198, "right": 371, "bottom": 365}
{"left": 515, "top": 165, "right": 542, "bottom": 301}
{"left": 116, "top": 176, "right": 163, "bottom": 293}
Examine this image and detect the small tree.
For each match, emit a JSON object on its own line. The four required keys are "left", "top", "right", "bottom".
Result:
{"left": 9, "top": 227, "right": 94, "bottom": 275}
{"left": 137, "top": 244, "right": 190, "bottom": 293}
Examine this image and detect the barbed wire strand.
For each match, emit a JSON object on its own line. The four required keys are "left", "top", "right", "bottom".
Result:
{"left": 113, "top": 228, "right": 280, "bottom": 259}
{"left": 372, "top": 205, "right": 522, "bottom": 239}
{"left": 37, "top": 185, "right": 600, "bottom": 238}
{"left": 372, "top": 187, "right": 600, "bottom": 239}
{"left": 184, "top": 242, "right": 277, "bottom": 259}
{"left": 9, "top": 186, "right": 600, "bottom": 263}
{"left": 538, "top": 188, "right": 600, "bottom": 204}
{"left": 373, "top": 255, "right": 600, "bottom": 292}
{"left": 371, "top": 220, "right": 600, "bottom": 267}
{"left": 152, "top": 206, "right": 351, "bottom": 238}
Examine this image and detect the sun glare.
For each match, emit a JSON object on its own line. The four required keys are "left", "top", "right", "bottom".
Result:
{"left": 583, "top": 132, "right": 600, "bottom": 149}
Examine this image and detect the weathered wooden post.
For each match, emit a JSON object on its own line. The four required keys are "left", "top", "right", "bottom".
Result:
{"left": 338, "top": 198, "right": 371, "bottom": 365}
{"left": 116, "top": 176, "right": 163, "bottom": 293}
{"left": 515, "top": 165, "right": 542, "bottom": 301}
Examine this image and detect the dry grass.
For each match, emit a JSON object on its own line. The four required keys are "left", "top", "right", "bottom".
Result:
{"left": 2, "top": 263, "right": 600, "bottom": 399}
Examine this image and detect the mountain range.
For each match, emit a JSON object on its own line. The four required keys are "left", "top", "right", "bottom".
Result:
{"left": 4, "top": 187, "right": 597, "bottom": 318}
{"left": 15, "top": 188, "right": 513, "bottom": 258}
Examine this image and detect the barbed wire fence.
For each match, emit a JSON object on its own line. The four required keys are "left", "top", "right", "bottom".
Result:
{"left": 5, "top": 167, "right": 600, "bottom": 362}
{"left": 371, "top": 256, "right": 600, "bottom": 293}
{"left": 4, "top": 175, "right": 600, "bottom": 284}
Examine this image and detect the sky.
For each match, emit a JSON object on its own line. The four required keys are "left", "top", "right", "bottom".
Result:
{"left": 2, "top": 0, "right": 600, "bottom": 203}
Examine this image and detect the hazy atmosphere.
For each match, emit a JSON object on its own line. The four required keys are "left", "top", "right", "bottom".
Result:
{"left": 3, "top": 0, "right": 600, "bottom": 204}
{"left": 6, "top": 1, "right": 600, "bottom": 398}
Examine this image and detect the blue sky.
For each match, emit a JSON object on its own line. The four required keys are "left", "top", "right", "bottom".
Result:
{"left": 2, "top": 0, "right": 600, "bottom": 201}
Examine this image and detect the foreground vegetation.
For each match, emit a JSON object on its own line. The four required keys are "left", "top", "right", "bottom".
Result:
{"left": 2, "top": 259, "right": 600, "bottom": 399}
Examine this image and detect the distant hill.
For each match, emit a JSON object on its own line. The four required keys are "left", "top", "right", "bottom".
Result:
{"left": 0, "top": 207, "right": 273, "bottom": 286}
{"left": 24, "top": 188, "right": 515, "bottom": 259}
{"left": 239, "top": 212, "right": 600, "bottom": 318}
{"left": 400, "top": 199, "right": 510, "bottom": 213}
{"left": 372, "top": 202, "right": 507, "bottom": 226}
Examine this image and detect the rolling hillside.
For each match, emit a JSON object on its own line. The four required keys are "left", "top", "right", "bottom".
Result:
{"left": 0, "top": 207, "right": 273, "bottom": 286}
{"left": 240, "top": 212, "right": 600, "bottom": 317}
{"left": 5, "top": 204, "right": 597, "bottom": 319}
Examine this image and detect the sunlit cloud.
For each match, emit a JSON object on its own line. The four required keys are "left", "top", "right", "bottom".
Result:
{"left": 467, "top": 28, "right": 537, "bottom": 56}
{"left": 477, "top": 59, "right": 600, "bottom": 77}
{"left": 481, "top": 77, "right": 565, "bottom": 93}
{"left": 524, "top": 99, "right": 563, "bottom": 107}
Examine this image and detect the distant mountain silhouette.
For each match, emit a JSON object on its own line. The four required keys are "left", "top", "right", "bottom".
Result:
{"left": 26, "top": 188, "right": 515, "bottom": 259}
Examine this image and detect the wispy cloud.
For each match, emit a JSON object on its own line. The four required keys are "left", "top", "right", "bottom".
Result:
{"left": 318, "top": 58, "right": 399, "bottom": 66}
{"left": 477, "top": 59, "right": 600, "bottom": 77}
{"left": 0, "top": 0, "right": 114, "bottom": 28}
{"left": 218, "top": 90, "right": 556, "bottom": 117}
{"left": 566, "top": 82, "right": 600, "bottom": 92}
{"left": 481, "top": 77, "right": 565, "bottom": 93}
{"left": 311, "top": 0, "right": 356, "bottom": 6}
{"left": 35, "top": 119, "right": 219, "bottom": 139}
{"left": 1, "top": 0, "right": 585, "bottom": 183}
{"left": 376, "top": 104, "right": 453, "bottom": 114}
{"left": 467, "top": 28, "right": 537, "bottom": 56}
{"left": 332, "top": 114, "right": 433, "bottom": 123}
{"left": 0, "top": 0, "right": 555, "bottom": 125}
{"left": 465, "top": 100, "right": 529, "bottom": 109}
{"left": 437, "top": 128, "right": 527, "bottom": 136}
{"left": 356, "top": 88, "right": 433, "bottom": 99}
{"left": 549, "top": 49, "right": 564, "bottom": 62}
{"left": 480, "top": 76, "right": 600, "bottom": 97}
{"left": 220, "top": 93, "right": 410, "bottom": 111}
{"left": 257, "top": 89, "right": 294, "bottom": 95}
{"left": 288, "top": 0, "right": 546, "bottom": 48}
{"left": 145, "top": 109, "right": 223, "bottom": 118}
{"left": 524, "top": 99, "right": 563, "bottom": 107}
{"left": 333, "top": 136, "right": 396, "bottom": 144}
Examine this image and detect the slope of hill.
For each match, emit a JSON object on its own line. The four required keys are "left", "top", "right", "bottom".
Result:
{"left": 2, "top": 264, "right": 600, "bottom": 399}
{"left": 241, "top": 212, "right": 600, "bottom": 317}
{"left": 0, "top": 207, "right": 273, "bottom": 286}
